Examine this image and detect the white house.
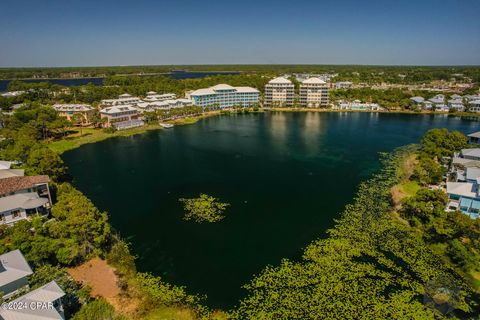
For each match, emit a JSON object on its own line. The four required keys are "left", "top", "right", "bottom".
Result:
{"left": 0, "top": 250, "right": 33, "bottom": 299}
{"left": 0, "top": 281, "right": 66, "bottom": 320}
{"left": 0, "top": 174, "right": 51, "bottom": 225}
{"left": 100, "top": 105, "right": 144, "bottom": 130}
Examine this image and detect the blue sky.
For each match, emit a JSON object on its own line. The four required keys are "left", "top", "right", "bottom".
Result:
{"left": 1, "top": 0, "right": 479, "bottom": 67}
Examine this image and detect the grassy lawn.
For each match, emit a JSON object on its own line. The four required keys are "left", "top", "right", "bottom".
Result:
{"left": 48, "top": 124, "right": 162, "bottom": 154}
{"left": 398, "top": 180, "right": 421, "bottom": 197}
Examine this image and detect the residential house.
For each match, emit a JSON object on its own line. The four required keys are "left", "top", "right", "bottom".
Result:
{"left": 99, "top": 105, "right": 144, "bottom": 130}
{"left": 0, "top": 174, "right": 51, "bottom": 225}
{"left": 447, "top": 99, "right": 465, "bottom": 112}
{"left": 467, "top": 132, "right": 480, "bottom": 144}
{"left": 264, "top": 77, "right": 295, "bottom": 107}
{"left": 187, "top": 84, "right": 259, "bottom": 109}
{"left": 0, "top": 250, "right": 33, "bottom": 299}
{"left": 468, "top": 100, "right": 480, "bottom": 113}
{"left": 334, "top": 100, "right": 383, "bottom": 111}
{"left": 52, "top": 104, "right": 94, "bottom": 125}
{"left": 0, "top": 281, "right": 66, "bottom": 320}
{"left": 299, "top": 77, "right": 329, "bottom": 107}
{"left": 447, "top": 147, "right": 480, "bottom": 218}
{"left": 410, "top": 96, "right": 425, "bottom": 104}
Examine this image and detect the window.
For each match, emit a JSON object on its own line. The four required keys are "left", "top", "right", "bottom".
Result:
{"left": 11, "top": 209, "right": 21, "bottom": 219}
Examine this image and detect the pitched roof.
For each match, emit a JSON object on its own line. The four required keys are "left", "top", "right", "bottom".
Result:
{"left": 467, "top": 132, "right": 480, "bottom": 139}
{"left": 301, "top": 77, "right": 326, "bottom": 84}
{"left": 0, "top": 250, "right": 33, "bottom": 287}
{"left": 0, "top": 161, "right": 12, "bottom": 170}
{"left": 52, "top": 104, "right": 93, "bottom": 112}
{"left": 410, "top": 96, "right": 425, "bottom": 103}
{"left": 211, "top": 84, "right": 235, "bottom": 91}
{"left": 0, "top": 175, "right": 50, "bottom": 196}
{"left": 461, "top": 148, "right": 480, "bottom": 158}
{"left": 268, "top": 77, "right": 292, "bottom": 84}
{"left": 100, "top": 105, "right": 137, "bottom": 114}
{"left": 0, "top": 169, "right": 24, "bottom": 179}
{"left": 0, "top": 192, "right": 49, "bottom": 212}
{"left": 0, "top": 281, "right": 65, "bottom": 320}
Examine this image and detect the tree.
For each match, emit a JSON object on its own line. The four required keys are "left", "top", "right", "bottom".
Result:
{"left": 49, "top": 183, "right": 111, "bottom": 263}
{"left": 179, "top": 194, "right": 230, "bottom": 223}
{"left": 72, "top": 298, "right": 124, "bottom": 320}
{"left": 25, "top": 146, "right": 68, "bottom": 181}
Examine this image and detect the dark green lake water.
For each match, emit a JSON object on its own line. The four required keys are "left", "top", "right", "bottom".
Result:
{"left": 62, "top": 112, "right": 479, "bottom": 309}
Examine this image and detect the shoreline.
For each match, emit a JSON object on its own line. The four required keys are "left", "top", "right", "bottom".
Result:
{"left": 48, "top": 108, "right": 480, "bottom": 155}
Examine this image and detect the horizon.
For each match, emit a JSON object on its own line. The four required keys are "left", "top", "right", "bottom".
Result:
{"left": 1, "top": 0, "right": 480, "bottom": 67}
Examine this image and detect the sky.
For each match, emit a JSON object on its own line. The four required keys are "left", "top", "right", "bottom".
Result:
{"left": 1, "top": 0, "right": 479, "bottom": 67}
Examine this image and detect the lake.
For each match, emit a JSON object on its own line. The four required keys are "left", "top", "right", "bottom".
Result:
{"left": 62, "top": 112, "right": 479, "bottom": 309}
{"left": 0, "top": 71, "right": 240, "bottom": 91}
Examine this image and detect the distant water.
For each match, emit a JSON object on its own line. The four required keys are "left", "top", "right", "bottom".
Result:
{"left": 0, "top": 71, "right": 240, "bottom": 92}
{"left": 62, "top": 112, "right": 479, "bottom": 309}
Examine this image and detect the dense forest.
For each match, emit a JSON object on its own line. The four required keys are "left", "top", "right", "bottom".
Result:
{"left": 1, "top": 65, "right": 480, "bottom": 84}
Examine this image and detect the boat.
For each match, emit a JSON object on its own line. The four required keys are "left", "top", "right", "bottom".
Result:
{"left": 159, "top": 123, "right": 174, "bottom": 128}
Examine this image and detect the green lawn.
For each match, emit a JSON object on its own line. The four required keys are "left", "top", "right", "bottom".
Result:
{"left": 48, "top": 125, "right": 161, "bottom": 154}
{"left": 398, "top": 180, "right": 421, "bottom": 197}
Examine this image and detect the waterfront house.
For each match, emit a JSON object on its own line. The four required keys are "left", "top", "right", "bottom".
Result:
{"left": 0, "top": 174, "right": 51, "bottom": 225}
{"left": 428, "top": 94, "right": 445, "bottom": 104}
{"left": 410, "top": 96, "right": 425, "bottom": 104}
{"left": 460, "top": 148, "right": 480, "bottom": 161}
{"left": 423, "top": 101, "right": 433, "bottom": 110}
{"left": 0, "top": 280, "right": 66, "bottom": 320}
{"left": 447, "top": 99, "right": 465, "bottom": 112}
{"left": 467, "top": 132, "right": 480, "bottom": 144}
{"left": 446, "top": 181, "right": 480, "bottom": 218}
{"left": 299, "top": 77, "right": 329, "bottom": 107}
{"left": 468, "top": 100, "right": 480, "bottom": 113}
{"left": 0, "top": 250, "right": 33, "bottom": 299}
{"left": 334, "top": 100, "right": 383, "bottom": 111}
{"left": 101, "top": 93, "right": 143, "bottom": 107}
{"left": 52, "top": 103, "right": 94, "bottom": 125}
{"left": 434, "top": 104, "right": 449, "bottom": 112}
{"left": 100, "top": 105, "right": 144, "bottom": 130}
{"left": 264, "top": 77, "right": 295, "bottom": 107}
{"left": 187, "top": 84, "right": 259, "bottom": 109}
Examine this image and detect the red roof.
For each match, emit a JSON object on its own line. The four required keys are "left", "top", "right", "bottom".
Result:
{"left": 0, "top": 175, "right": 50, "bottom": 195}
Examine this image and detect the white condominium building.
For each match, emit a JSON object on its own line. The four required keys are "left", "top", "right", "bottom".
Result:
{"left": 264, "top": 77, "right": 295, "bottom": 107}
{"left": 187, "top": 84, "right": 259, "bottom": 108}
{"left": 299, "top": 77, "right": 329, "bottom": 107}
{"left": 143, "top": 91, "right": 176, "bottom": 102}
{"left": 101, "top": 93, "right": 143, "bottom": 106}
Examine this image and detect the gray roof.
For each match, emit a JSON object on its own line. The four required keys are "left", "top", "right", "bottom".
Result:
{"left": 466, "top": 167, "right": 480, "bottom": 181}
{"left": 462, "top": 148, "right": 480, "bottom": 158}
{"left": 0, "top": 250, "right": 33, "bottom": 288}
{"left": 0, "top": 161, "right": 12, "bottom": 170}
{"left": 410, "top": 96, "right": 424, "bottom": 103}
{"left": 0, "top": 192, "right": 49, "bottom": 213}
{"left": 429, "top": 97, "right": 444, "bottom": 104}
{"left": 0, "top": 169, "right": 25, "bottom": 179}
{"left": 468, "top": 132, "right": 480, "bottom": 139}
{"left": 0, "top": 281, "right": 65, "bottom": 320}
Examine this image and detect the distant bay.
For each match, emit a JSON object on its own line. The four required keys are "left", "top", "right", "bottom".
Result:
{"left": 0, "top": 71, "right": 240, "bottom": 91}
